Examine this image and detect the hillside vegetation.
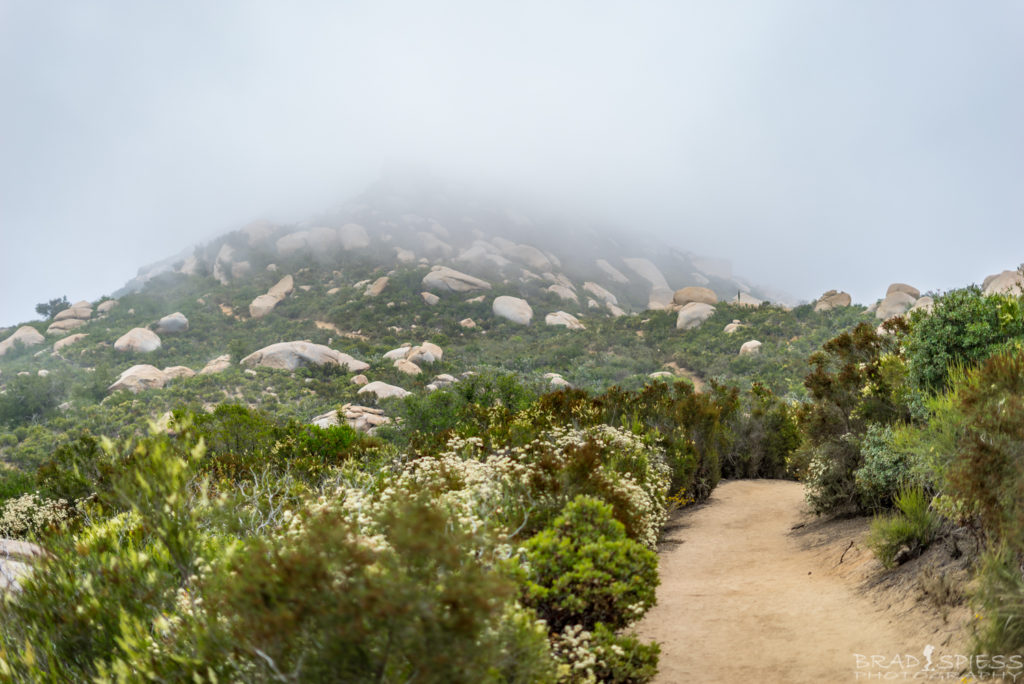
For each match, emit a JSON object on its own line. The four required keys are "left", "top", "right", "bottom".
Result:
{"left": 3, "top": 180, "right": 1023, "bottom": 681}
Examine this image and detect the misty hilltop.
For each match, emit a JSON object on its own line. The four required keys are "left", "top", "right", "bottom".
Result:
{"left": 117, "top": 174, "right": 779, "bottom": 314}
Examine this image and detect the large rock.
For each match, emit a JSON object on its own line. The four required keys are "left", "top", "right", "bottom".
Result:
{"left": 52, "top": 333, "right": 88, "bottom": 353}
{"left": 814, "top": 290, "right": 852, "bottom": 312}
{"left": 876, "top": 291, "right": 917, "bottom": 320}
{"left": 983, "top": 270, "right": 1024, "bottom": 296}
{"left": 162, "top": 365, "right": 196, "bottom": 380}
{"left": 96, "top": 299, "right": 119, "bottom": 314}
{"left": 886, "top": 283, "right": 921, "bottom": 299}
{"left": 723, "top": 320, "right": 744, "bottom": 334}
{"left": 249, "top": 294, "right": 282, "bottom": 319}
{"left": 547, "top": 284, "right": 579, "bottom": 303}
{"left": 339, "top": 223, "right": 370, "bottom": 250}
{"left": 53, "top": 304, "right": 92, "bottom": 322}
{"left": 673, "top": 286, "right": 718, "bottom": 307}
{"left": 583, "top": 282, "right": 618, "bottom": 307}
{"left": 493, "top": 296, "right": 533, "bottom": 325}
{"left": 1, "top": 539, "right": 45, "bottom": 592}
{"left": 394, "top": 359, "right": 422, "bottom": 375}
{"left": 46, "top": 318, "right": 87, "bottom": 335}
{"left": 199, "top": 354, "right": 232, "bottom": 375}
{"left": 108, "top": 364, "right": 166, "bottom": 393}
{"left": 240, "top": 341, "right": 369, "bottom": 372}
{"left": 155, "top": 312, "right": 189, "bottom": 334}
{"left": 0, "top": 326, "right": 45, "bottom": 356}
{"left": 114, "top": 328, "right": 162, "bottom": 353}
{"left": 358, "top": 381, "right": 411, "bottom": 401}
{"left": 365, "top": 277, "right": 389, "bottom": 297}
{"left": 676, "top": 302, "right": 716, "bottom": 331}
{"left": 312, "top": 404, "right": 391, "bottom": 433}
{"left": 267, "top": 275, "right": 294, "bottom": 300}
{"left": 908, "top": 296, "right": 935, "bottom": 314}
{"left": 739, "top": 340, "right": 762, "bottom": 356}
{"left": 622, "top": 258, "right": 670, "bottom": 291}
{"left": 545, "top": 311, "right": 585, "bottom": 330}
{"left": 596, "top": 259, "right": 630, "bottom": 284}
{"left": 422, "top": 267, "right": 492, "bottom": 294}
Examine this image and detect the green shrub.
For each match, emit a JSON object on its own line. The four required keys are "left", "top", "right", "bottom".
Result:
{"left": 904, "top": 286, "right": 1024, "bottom": 392}
{"left": 521, "top": 496, "right": 659, "bottom": 632}
{"left": 854, "top": 423, "right": 911, "bottom": 511}
{"left": 969, "top": 547, "right": 1024, "bottom": 671}
{"left": 866, "top": 488, "right": 940, "bottom": 568}
{"left": 722, "top": 383, "right": 801, "bottom": 479}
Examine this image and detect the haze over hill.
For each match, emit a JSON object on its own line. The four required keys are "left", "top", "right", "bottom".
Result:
{"left": 3, "top": 1, "right": 1023, "bottom": 327}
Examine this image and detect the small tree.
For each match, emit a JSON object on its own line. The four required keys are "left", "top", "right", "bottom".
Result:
{"left": 35, "top": 296, "right": 70, "bottom": 320}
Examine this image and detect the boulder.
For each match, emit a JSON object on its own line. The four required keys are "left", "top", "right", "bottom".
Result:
{"left": 46, "top": 318, "right": 87, "bottom": 335}
{"left": 339, "top": 223, "right": 370, "bottom": 250}
{"left": 983, "top": 270, "right": 1024, "bottom": 296}
{"left": 886, "top": 283, "right": 921, "bottom": 299}
{"left": 231, "top": 261, "right": 252, "bottom": 280}
{"left": 241, "top": 342, "right": 369, "bottom": 372}
{"left": 673, "top": 286, "right": 718, "bottom": 307}
{"left": 108, "top": 364, "right": 166, "bottom": 393}
{"left": 648, "top": 288, "right": 675, "bottom": 311}
{"left": 358, "top": 381, "right": 411, "bottom": 401}
{"left": 544, "top": 372, "right": 571, "bottom": 389}
{"left": 545, "top": 311, "right": 585, "bottom": 330}
{"left": 267, "top": 275, "right": 294, "bottom": 300}
{"left": 676, "top": 302, "right": 716, "bottom": 331}
{"left": 162, "top": 365, "right": 196, "bottom": 380}
{"left": 723, "top": 320, "right": 744, "bottom": 334}
{"left": 908, "top": 296, "right": 934, "bottom": 314}
{"left": 583, "top": 282, "right": 618, "bottom": 307}
{"left": 249, "top": 294, "right": 282, "bottom": 319}
{"left": 96, "top": 300, "right": 119, "bottom": 314}
{"left": 351, "top": 374, "right": 369, "bottom": 386}
{"left": 155, "top": 312, "right": 189, "bottom": 334}
{"left": 394, "top": 359, "right": 422, "bottom": 375}
{"left": 114, "top": 328, "right": 162, "bottom": 353}
{"left": 312, "top": 404, "right": 391, "bottom": 433}
{"left": 52, "top": 333, "right": 88, "bottom": 353}
{"left": 383, "top": 346, "right": 412, "bottom": 361}
{"left": 395, "top": 247, "right": 416, "bottom": 264}
{"left": 365, "top": 277, "right": 389, "bottom": 297}
{"left": 493, "top": 296, "right": 533, "bottom": 325}
{"left": 739, "top": 340, "right": 762, "bottom": 356}
{"left": 814, "top": 290, "right": 852, "bottom": 312}
{"left": 459, "top": 318, "right": 476, "bottom": 329}
{"left": 422, "top": 267, "right": 492, "bottom": 294}
{"left": 876, "top": 292, "right": 917, "bottom": 320}
{"left": 53, "top": 305, "right": 92, "bottom": 322}
{"left": 595, "top": 259, "right": 630, "bottom": 284}
{"left": 421, "top": 292, "right": 440, "bottom": 306}
{"left": 411, "top": 342, "right": 443, "bottom": 363}
{"left": 275, "top": 231, "right": 310, "bottom": 256}
{"left": 416, "top": 232, "right": 454, "bottom": 257}
{"left": 622, "top": 258, "right": 671, "bottom": 291}
{"left": 547, "top": 284, "right": 579, "bottom": 303}
{"left": 649, "top": 371, "right": 675, "bottom": 379}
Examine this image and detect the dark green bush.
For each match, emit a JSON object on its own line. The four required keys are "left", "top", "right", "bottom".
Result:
{"left": 521, "top": 496, "right": 658, "bottom": 632}
{"left": 866, "top": 488, "right": 940, "bottom": 568}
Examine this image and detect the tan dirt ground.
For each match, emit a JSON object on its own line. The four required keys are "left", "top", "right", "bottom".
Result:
{"left": 633, "top": 479, "right": 972, "bottom": 683}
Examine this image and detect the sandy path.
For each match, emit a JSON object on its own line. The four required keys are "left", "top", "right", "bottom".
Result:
{"left": 634, "top": 480, "right": 925, "bottom": 683}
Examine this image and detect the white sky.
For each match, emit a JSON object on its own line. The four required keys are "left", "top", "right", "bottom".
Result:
{"left": 2, "top": 1, "right": 1022, "bottom": 325}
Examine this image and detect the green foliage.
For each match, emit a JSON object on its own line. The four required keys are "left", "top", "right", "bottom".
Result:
{"left": 969, "top": 548, "right": 1024, "bottom": 668}
{"left": 722, "top": 383, "right": 801, "bottom": 479}
{"left": 590, "top": 624, "right": 660, "bottom": 684}
{"left": 866, "top": 488, "right": 940, "bottom": 568}
{"left": 798, "top": 322, "right": 911, "bottom": 515}
{"left": 854, "top": 423, "right": 912, "bottom": 511}
{"left": 904, "top": 286, "right": 1024, "bottom": 392}
{"left": 521, "top": 496, "right": 658, "bottom": 632}
{"left": 34, "top": 296, "right": 70, "bottom": 320}
{"left": 0, "top": 373, "right": 65, "bottom": 428}
{"left": 946, "top": 347, "right": 1024, "bottom": 551}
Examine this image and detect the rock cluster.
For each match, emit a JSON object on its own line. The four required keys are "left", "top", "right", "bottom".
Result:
{"left": 311, "top": 404, "right": 390, "bottom": 433}
{"left": 814, "top": 290, "right": 852, "bottom": 312}
{"left": 47, "top": 301, "right": 93, "bottom": 334}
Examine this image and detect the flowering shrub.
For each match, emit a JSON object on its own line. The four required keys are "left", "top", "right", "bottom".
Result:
{"left": 0, "top": 492, "right": 68, "bottom": 539}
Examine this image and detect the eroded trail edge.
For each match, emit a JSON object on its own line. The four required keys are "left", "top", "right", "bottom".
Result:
{"left": 634, "top": 480, "right": 959, "bottom": 683}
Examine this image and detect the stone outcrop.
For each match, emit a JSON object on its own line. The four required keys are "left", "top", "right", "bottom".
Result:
{"left": 739, "top": 340, "right": 762, "bottom": 355}
{"left": 876, "top": 290, "right": 917, "bottom": 320}
{"left": 52, "top": 333, "right": 88, "bottom": 353}
{"left": 908, "top": 296, "right": 934, "bottom": 314}
{"left": 250, "top": 274, "right": 294, "bottom": 319}
{"left": 365, "top": 277, "right": 389, "bottom": 297}
{"left": 421, "top": 292, "right": 440, "bottom": 305}
{"left": 545, "top": 311, "right": 585, "bottom": 330}
{"left": 240, "top": 341, "right": 369, "bottom": 372}
{"left": 492, "top": 296, "right": 533, "bottom": 325}
{"left": 886, "top": 283, "right": 921, "bottom": 299}
{"left": 0, "top": 326, "right": 45, "bottom": 357}
{"left": 199, "top": 354, "right": 231, "bottom": 375}
{"left": 394, "top": 359, "right": 422, "bottom": 375}
{"left": 422, "top": 266, "right": 492, "bottom": 294}
{"left": 676, "top": 302, "right": 716, "bottom": 331}
{"left": 596, "top": 259, "right": 630, "bottom": 284}
{"left": 108, "top": 364, "right": 166, "bottom": 393}
{"left": 983, "top": 270, "right": 1024, "bottom": 296}
{"left": 547, "top": 284, "right": 579, "bottom": 303}
{"left": 673, "top": 287, "right": 718, "bottom": 307}
{"left": 544, "top": 372, "right": 571, "bottom": 389}
{"left": 814, "top": 290, "right": 852, "bottom": 312}
{"left": 96, "top": 300, "right": 119, "bottom": 314}
{"left": 357, "top": 381, "right": 411, "bottom": 401}
{"left": 114, "top": 328, "right": 162, "bottom": 353}
{"left": 311, "top": 404, "right": 390, "bottom": 433}
{"left": 162, "top": 365, "right": 196, "bottom": 380}
{"left": 155, "top": 312, "right": 189, "bottom": 334}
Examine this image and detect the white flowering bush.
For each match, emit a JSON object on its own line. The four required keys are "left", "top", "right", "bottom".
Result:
{"left": 0, "top": 492, "right": 68, "bottom": 539}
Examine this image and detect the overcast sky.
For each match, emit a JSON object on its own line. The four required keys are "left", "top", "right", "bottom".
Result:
{"left": 2, "top": 1, "right": 1022, "bottom": 326}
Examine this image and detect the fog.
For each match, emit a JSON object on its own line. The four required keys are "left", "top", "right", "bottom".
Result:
{"left": 2, "top": 1, "right": 1023, "bottom": 326}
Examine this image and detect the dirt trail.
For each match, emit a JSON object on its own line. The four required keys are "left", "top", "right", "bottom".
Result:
{"left": 634, "top": 480, "right": 958, "bottom": 683}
